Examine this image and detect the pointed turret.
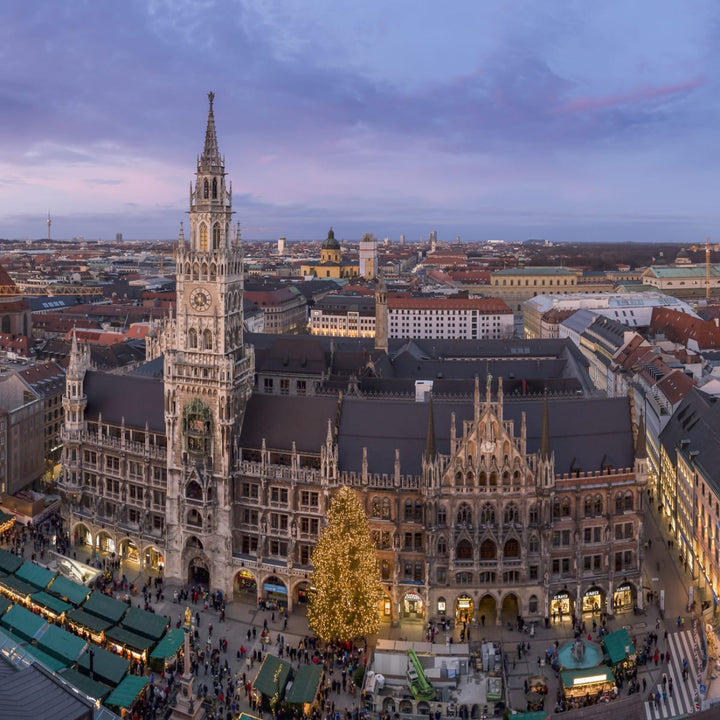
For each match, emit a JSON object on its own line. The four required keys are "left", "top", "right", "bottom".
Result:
{"left": 425, "top": 394, "right": 436, "bottom": 462}
{"left": 635, "top": 413, "right": 647, "bottom": 459}
{"left": 540, "top": 388, "right": 551, "bottom": 460}
{"left": 374, "top": 273, "right": 388, "bottom": 354}
{"left": 200, "top": 91, "right": 221, "bottom": 170}
{"left": 178, "top": 221, "right": 185, "bottom": 248}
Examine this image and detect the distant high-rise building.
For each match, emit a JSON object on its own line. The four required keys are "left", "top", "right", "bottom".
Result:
{"left": 400, "top": 234, "right": 406, "bottom": 245}
{"left": 47, "top": 212, "right": 51, "bottom": 242}
{"left": 429, "top": 230, "right": 437, "bottom": 253}
{"left": 116, "top": 232, "right": 123, "bottom": 242}
{"left": 277, "top": 237, "right": 286, "bottom": 256}
{"left": 359, "top": 233, "right": 378, "bottom": 279}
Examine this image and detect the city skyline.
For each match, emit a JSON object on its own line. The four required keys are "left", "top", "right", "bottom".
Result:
{"left": 2, "top": 1, "right": 720, "bottom": 244}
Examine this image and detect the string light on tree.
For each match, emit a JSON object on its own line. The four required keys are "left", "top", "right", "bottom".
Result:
{"left": 307, "top": 485, "right": 383, "bottom": 643}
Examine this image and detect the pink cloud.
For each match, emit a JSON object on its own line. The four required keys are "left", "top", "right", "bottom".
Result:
{"left": 553, "top": 77, "right": 704, "bottom": 114}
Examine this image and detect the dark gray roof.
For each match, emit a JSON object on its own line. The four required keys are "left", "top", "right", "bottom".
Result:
{"left": 84, "top": 371, "right": 164, "bottom": 432}
{"left": 337, "top": 395, "right": 634, "bottom": 477}
{"left": 254, "top": 337, "right": 327, "bottom": 375}
{"left": 239, "top": 394, "right": 337, "bottom": 453}
{"left": 128, "top": 355, "right": 164, "bottom": 379}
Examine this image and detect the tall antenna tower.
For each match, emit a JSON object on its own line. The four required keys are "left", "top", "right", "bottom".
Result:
{"left": 706, "top": 236, "right": 711, "bottom": 300}
{"left": 47, "top": 211, "right": 51, "bottom": 242}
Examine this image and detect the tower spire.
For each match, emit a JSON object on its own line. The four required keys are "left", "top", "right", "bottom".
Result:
{"left": 425, "top": 394, "right": 436, "bottom": 462}
{"left": 540, "top": 387, "right": 551, "bottom": 459}
{"left": 200, "top": 91, "right": 221, "bottom": 170}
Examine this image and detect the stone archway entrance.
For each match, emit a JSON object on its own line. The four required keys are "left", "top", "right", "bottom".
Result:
{"left": 477, "top": 594, "right": 497, "bottom": 626}
{"left": 582, "top": 586, "right": 605, "bottom": 614}
{"left": 455, "top": 594, "right": 475, "bottom": 623}
{"left": 501, "top": 593, "right": 520, "bottom": 623}
{"left": 188, "top": 556, "right": 210, "bottom": 586}
{"left": 262, "top": 575, "right": 288, "bottom": 609}
{"left": 234, "top": 569, "right": 257, "bottom": 598}
{"left": 119, "top": 539, "right": 140, "bottom": 564}
{"left": 73, "top": 523, "right": 92, "bottom": 548}
{"left": 294, "top": 581, "right": 311, "bottom": 605}
{"left": 95, "top": 531, "right": 115, "bottom": 554}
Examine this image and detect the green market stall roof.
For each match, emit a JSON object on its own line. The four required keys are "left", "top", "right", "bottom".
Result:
{"left": 603, "top": 628, "right": 636, "bottom": 665}
{"left": 0, "top": 510, "right": 15, "bottom": 531}
{"left": 253, "top": 654, "right": 292, "bottom": 699}
{"left": 21, "top": 642, "right": 70, "bottom": 672}
{"left": 0, "top": 604, "right": 47, "bottom": 642}
{"left": 67, "top": 607, "right": 114, "bottom": 633}
{"left": 78, "top": 644, "right": 130, "bottom": 686}
{"left": 15, "top": 561, "right": 55, "bottom": 590}
{"left": 285, "top": 664, "right": 323, "bottom": 705}
{"left": 82, "top": 590, "right": 128, "bottom": 623}
{"left": 37, "top": 623, "right": 87, "bottom": 664}
{"left": 60, "top": 667, "right": 113, "bottom": 701}
{"left": 30, "top": 591, "right": 72, "bottom": 617}
{"left": 106, "top": 625, "right": 155, "bottom": 653}
{"left": 0, "top": 548, "right": 22, "bottom": 574}
{"left": 150, "top": 628, "right": 185, "bottom": 660}
{"left": 121, "top": 606, "right": 169, "bottom": 640}
{"left": 0, "top": 575, "right": 38, "bottom": 599}
{"left": 105, "top": 674, "right": 149, "bottom": 710}
{"left": 47, "top": 575, "right": 91, "bottom": 606}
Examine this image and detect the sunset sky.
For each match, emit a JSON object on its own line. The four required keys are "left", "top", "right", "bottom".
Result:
{"left": 2, "top": 1, "right": 719, "bottom": 243}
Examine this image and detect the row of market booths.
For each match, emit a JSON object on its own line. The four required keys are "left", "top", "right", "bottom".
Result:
{"left": 0, "top": 547, "right": 187, "bottom": 717}
{"left": 252, "top": 654, "right": 324, "bottom": 716}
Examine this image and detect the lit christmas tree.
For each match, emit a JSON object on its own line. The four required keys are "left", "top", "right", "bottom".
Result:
{"left": 307, "top": 485, "right": 383, "bottom": 643}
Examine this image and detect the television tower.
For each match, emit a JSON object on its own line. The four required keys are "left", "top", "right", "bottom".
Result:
{"left": 47, "top": 212, "right": 51, "bottom": 242}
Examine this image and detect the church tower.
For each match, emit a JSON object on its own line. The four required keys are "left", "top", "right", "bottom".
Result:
{"left": 163, "top": 93, "right": 254, "bottom": 592}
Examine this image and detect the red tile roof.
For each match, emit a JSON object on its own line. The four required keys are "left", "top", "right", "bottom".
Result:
{"left": 651, "top": 307, "right": 720, "bottom": 349}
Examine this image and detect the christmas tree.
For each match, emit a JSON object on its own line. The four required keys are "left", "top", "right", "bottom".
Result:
{"left": 307, "top": 485, "right": 383, "bottom": 643}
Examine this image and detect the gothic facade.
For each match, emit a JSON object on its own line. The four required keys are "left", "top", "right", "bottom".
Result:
{"left": 59, "top": 96, "right": 647, "bottom": 627}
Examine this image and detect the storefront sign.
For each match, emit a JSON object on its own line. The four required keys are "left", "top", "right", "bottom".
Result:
{"left": 404, "top": 593, "right": 422, "bottom": 601}
{"left": 457, "top": 598, "right": 471, "bottom": 608}
{"left": 585, "top": 589, "right": 601, "bottom": 597}
{"left": 573, "top": 674, "right": 607, "bottom": 686}
{"left": 616, "top": 583, "right": 632, "bottom": 592}
{"left": 263, "top": 582, "right": 287, "bottom": 594}
{"left": 554, "top": 592, "right": 569, "bottom": 600}
{"left": 437, "top": 600, "right": 446, "bottom": 612}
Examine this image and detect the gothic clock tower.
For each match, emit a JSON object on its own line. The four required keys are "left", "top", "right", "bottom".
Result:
{"left": 163, "top": 93, "right": 254, "bottom": 592}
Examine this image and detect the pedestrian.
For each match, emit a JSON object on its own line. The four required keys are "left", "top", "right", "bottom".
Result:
{"left": 642, "top": 677, "right": 647, "bottom": 693}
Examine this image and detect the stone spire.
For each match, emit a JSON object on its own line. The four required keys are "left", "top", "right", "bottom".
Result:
{"left": 540, "top": 387, "right": 551, "bottom": 459}
{"left": 635, "top": 413, "right": 647, "bottom": 459}
{"left": 200, "top": 91, "right": 221, "bottom": 170}
{"left": 425, "top": 394, "right": 436, "bottom": 462}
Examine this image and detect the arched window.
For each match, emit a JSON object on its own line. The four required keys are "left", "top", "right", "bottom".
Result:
{"left": 188, "top": 328, "right": 197, "bottom": 348}
{"left": 584, "top": 497, "right": 593, "bottom": 517}
{"left": 504, "top": 538, "right": 520, "bottom": 558}
{"left": 489, "top": 472, "right": 497, "bottom": 487}
{"left": 456, "top": 539, "right": 473, "bottom": 560}
{"left": 436, "top": 506, "right": 447, "bottom": 526}
{"left": 415, "top": 501, "right": 423, "bottom": 522}
{"left": 502, "top": 471, "right": 510, "bottom": 486}
{"left": 561, "top": 498, "right": 571, "bottom": 516}
{"left": 504, "top": 503, "right": 519, "bottom": 524}
{"left": 528, "top": 535, "right": 539, "bottom": 553}
{"left": 404, "top": 501, "right": 413, "bottom": 521}
{"left": 624, "top": 492, "right": 634, "bottom": 511}
{"left": 480, "top": 503, "right": 495, "bottom": 525}
{"left": 457, "top": 503, "right": 472, "bottom": 525}
{"left": 203, "top": 179, "right": 209, "bottom": 198}
{"left": 212, "top": 177, "right": 217, "bottom": 199}
{"left": 381, "top": 498, "right": 391, "bottom": 520}
{"left": 594, "top": 496, "right": 603, "bottom": 515}
{"left": 213, "top": 223, "right": 221, "bottom": 250}
{"left": 186, "top": 481, "right": 203, "bottom": 501}
{"left": 529, "top": 595, "right": 538, "bottom": 613}
{"left": 371, "top": 498, "right": 381, "bottom": 518}
{"left": 203, "top": 329, "right": 212, "bottom": 350}
{"left": 465, "top": 472, "right": 475, "bottom": 487}
{"left": 479, "top": 471, "right": 487, "bottom": 487}
{"left": 480, "top": 539, "right": 496, "bottom": 559}
{"left": 513, "top": 470, "right": 521, "bottom": 484}
{"left": 437, "top": 537, "right": 447, "bottom": 555}
{"left": 552, "top": 499, "right": 561, "bottom": 519}
{"left": 186, "top": 508, "right": 202, "bottom": 527}
{"left": 615, "top": 493, "right": 624, "bottom": 513}
{"left": 199, "top": 224, "right": 208, "bottom": 251}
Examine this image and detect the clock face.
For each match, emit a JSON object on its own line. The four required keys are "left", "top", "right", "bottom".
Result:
{"left": 189, "top": 288, "right": 212, "bottom": 312}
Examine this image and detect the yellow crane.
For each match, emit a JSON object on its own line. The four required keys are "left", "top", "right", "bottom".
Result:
{"left": 687, "top": 237, "right": 716, "bottom": 300}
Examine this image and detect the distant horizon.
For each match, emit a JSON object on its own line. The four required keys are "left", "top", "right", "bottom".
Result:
{"left": 3, "top": 3, "right": 720, "bottom": 244}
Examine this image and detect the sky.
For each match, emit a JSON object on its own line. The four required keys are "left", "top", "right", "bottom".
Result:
{"left": 1, "top": 1, "right": 719, "bottom": 244}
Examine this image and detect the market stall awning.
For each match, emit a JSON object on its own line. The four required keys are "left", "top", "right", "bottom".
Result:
{"left": 60, "top": 667, "right": 113, "bottom": 701}
{"left": 47, "top": 574, "right": 91, "bottom": 606}
{"left": 106, "top": 625, "right": 155, "bottom": 653}
{"left": 285, "top": 664, "right": 322, "bottom": 705}
{"left": 78, "top": 644, "right": 130, "bottom": 686}
{"left": 0, "top": 603, "right": 47, "bottom": 642}
{"left": 560, "top": 667, "right": 614, "bottom": 689}
{"left": 0, "top": 595, "right": 11, "bottom": 616}
{"left": 105, "top": 674, "right": 149, "bottom": 710}
{"left": 15, "top": 561, "right": 55, "bottom": 590}
{"left": 67, "top": 607, "right": 114, "bottom": 633}
{"left": 21, "top": 639, "right": 70, "bottom": 672}
{"left": 253, "top": 654, "right": 292, "bottom": 698}
{"left": 120, "top": 606, "right": 169, "bottom": 640}
{"left": 602, "top": 628, "right": 636, "bottom": 665}
{"left": 0, "top": 548, "right": 21, "bottom": 574}
{"left": 0, "top": 510, "right": 15, "bottom": 529}
{"left": 37, "top": 623, "right": 87, "bottom": 664}
{"left": 0, "top": 574, "right": 38, "bottom": 599}
{"left": 82, "top": 590, "right": 128, "bottom": 623}
{"left": 150, "top": 628, "right": 185, "bottom": 660}
{"left": 31, "top": 590, "right": 72, "bottom": 617}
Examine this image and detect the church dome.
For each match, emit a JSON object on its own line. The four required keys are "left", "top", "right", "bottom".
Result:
{"left": 322, "top": 228, "right": 340, "bottom": 251}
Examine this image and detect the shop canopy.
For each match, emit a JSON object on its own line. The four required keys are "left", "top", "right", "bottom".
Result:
{"left": 254, "top": 654, "right": 292, "bottom": 698}
{"left": 47, "top": 575, "right": 91, "bottom": 606}
{"left": 0, "top": 574, "right": 38, "bottom": 600}
{"left": 15, "top": 561, "right": 55, "bottom": 590}
{"left": 603, "top": 628, "right": 636, "bottom": 665}
{"left": 0, "top": 603, "right": 47, "bottom": 642}
{"left": 0, "top": 510, "right": 15, "bottom": 532}
{"left": 67, "top": 607, "right": 115, "bottom": 634}
{"left": 106, "top": 625, "right": 155, "bottom": 653}
{"left": 37, "top": 623, "right": 87, "bottom": 664}
{"left": 560, "top": 667, "right": 614, "bottom": 689}
{"left": 78, "top": 644, "right": 130, "bottom": 686}
{"left": 105, "top": 674, "right": 149, "bottom": 710}
{"left": 82, "top": 590, "right": 128, "bottom": 623}
{"left": 31, "top": 590, "right": 72, "bottom": 617}
{"left": 121, "top": 606, "right": 169, "bottom": 640}
{"left": 0, "top": 548, "right": 22, "bottom": 574}
{"left": 60, "top": 667, "right": 113, "bottom": 701}
{"left": 517, "top": 713, "right": 548, "bottom": 720}
{"left": 285, "top": 664, "right": 323, "bottom": 705}
{"left": 150, "top": 628, "right": 185, "bottom": 660}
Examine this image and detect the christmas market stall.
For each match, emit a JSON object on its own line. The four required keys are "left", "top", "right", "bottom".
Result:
{"left": 0, "top": 510, "right": 15, "bottom": 534}
{"left": 15, "top": 561, "right": 55, "bottom": 591}
{"left": 149, "top": 627, "right": 185, "bottom": 673}
{"left": 104, "top": 674, "right": 149, "bottom": 718}
{"left": 59, "top": 667, "right": 113, "bottom": 702}
{"left": 36, "top": 623, "right": 87, "bottom": 665}
{"left": 0, "top": 548, "right": 22, "bottom": 575}
{"left": 29, "top": 590, "right": 72, "bottom": 621}
{"left": 66, "top": 607, "right": 114, "bottom": 644}
{"left": 252, "top": 654, "right": 293, "bottom": 711}
{"left": 0, "top": 575, "right": 38, "bottom": 604}
{"left": 0, "top": 603, "right": 47, "bottom": 642}
{"left": 602, "top": 628, "right": 637, "bottom": 675}
{"left": 559, "top": 667, "right": 617, "bottom": 708}
{"left": 285, "top": 663, "right": 324, "bottom": 715}
{"left": 77, "top": 644, "right": 131, "bottom": 687}
{"left": 105, "top": 625, "right": 155, "bottom": 662}
{"left": 47, "top": 574, "right": 91, "bottom": 607}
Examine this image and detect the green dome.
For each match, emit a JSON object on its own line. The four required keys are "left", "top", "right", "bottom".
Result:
{"left": 322, "top": 227, "right": 340, "bottom": 250}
